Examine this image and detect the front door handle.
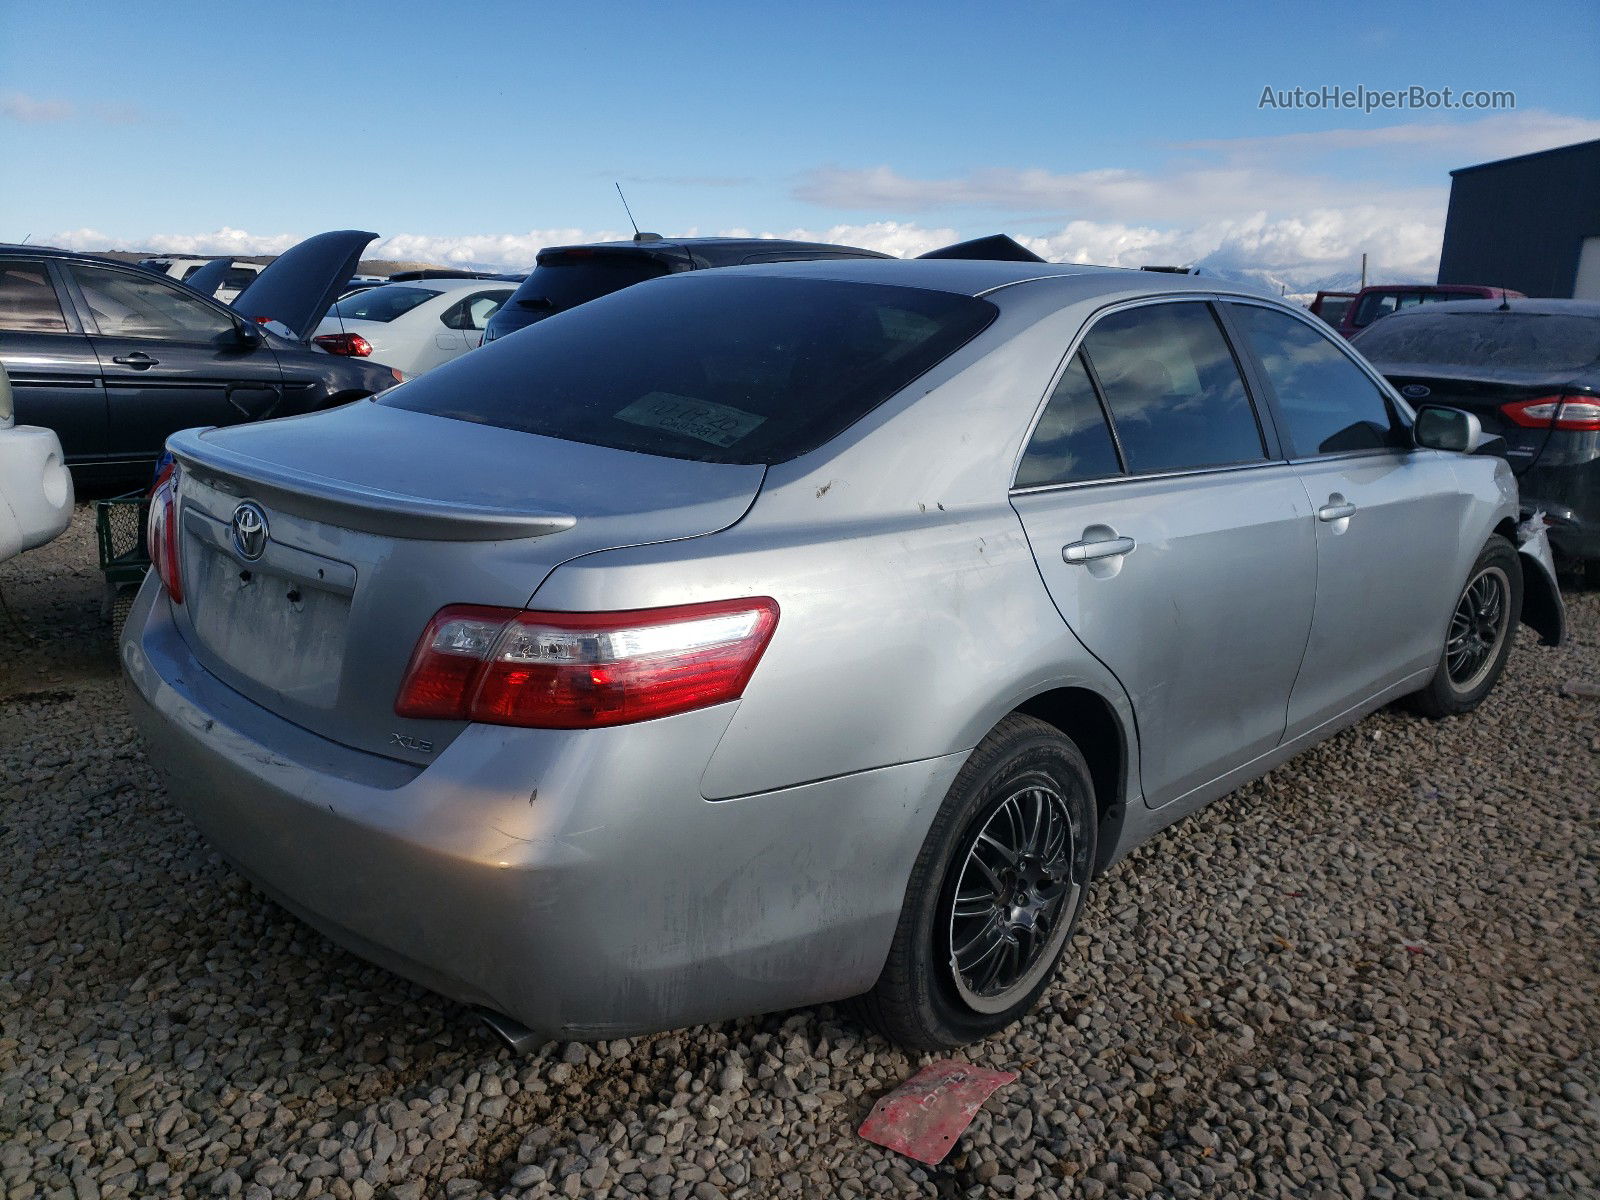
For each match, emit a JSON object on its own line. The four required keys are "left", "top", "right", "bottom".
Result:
{"left": 1063, "top": 535, "right": 1136, "bottom": 563}
{"left": 111, "top": 352, "right": 159, "bottom": 369}
{"left": 1317, "top": 500, "right": 1357, "bottom": 522}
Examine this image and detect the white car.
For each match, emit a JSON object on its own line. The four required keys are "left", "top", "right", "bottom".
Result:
{"left": 0, "top": 362, "right": 73, "bottom": 564}
{"left": 312, "top": 279, "right": 515, "bottom": 379}
{"left": 139, "top": 257, "right": 263, "bottom": 304}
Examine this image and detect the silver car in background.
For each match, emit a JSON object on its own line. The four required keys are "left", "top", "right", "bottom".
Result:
{"left": 123, "top": 260, "right": 1563, "bottom": 1049}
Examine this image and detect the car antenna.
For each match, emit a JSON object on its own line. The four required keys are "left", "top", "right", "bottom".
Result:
{"left": 1498, "top": 292, "right": 1512, "bottom": 311}
{"left": 614, "top": 183, "right": 661, "bottom": 242}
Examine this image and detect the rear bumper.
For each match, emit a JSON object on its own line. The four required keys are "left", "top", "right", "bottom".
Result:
{"left": 0, "top": 425, "right": 73, "bottom": 561}
{"left": 1517, "top": 458, "right": 1600, "bottom": 561}
{"left": 121, "top": 577, "right": 960, "bottom": 1041}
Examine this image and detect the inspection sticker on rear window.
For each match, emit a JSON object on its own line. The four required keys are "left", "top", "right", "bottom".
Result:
{"left": 615, "top": 392, "right": 766, "bottom": 448}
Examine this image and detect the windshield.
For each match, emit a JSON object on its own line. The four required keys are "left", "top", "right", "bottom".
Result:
{"left": 382, "top": 275, "right": 997, "bottom": 465}
{"left": 1353, "top": 311, "right": 1600, "bottom": 372}
{"left": 509, "top": 252, "right": 671, "bottom": 311}
{"left": 327, "top": 285, "right": 440, "bottom": 323}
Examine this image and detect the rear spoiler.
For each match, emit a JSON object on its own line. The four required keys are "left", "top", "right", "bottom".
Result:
{"left": 167, "top": 427, "right": 576, "bottom": 542}
{"left": 917, "top": 235, "right": 1047, "bottom": 263}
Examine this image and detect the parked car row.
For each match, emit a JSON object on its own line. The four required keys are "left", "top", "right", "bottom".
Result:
{"left": 0, "top": 232, "right": 401, "bottom": 487}
{"left": 122, "top": 257, "right": 1565, "bottom": 1050}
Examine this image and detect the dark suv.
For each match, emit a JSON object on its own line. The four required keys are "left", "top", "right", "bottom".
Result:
{"left": 481, "top": 237, "right": 891, "bottom": 343}
{"left": 0, "top": 234, "right": 401, "bottom": 486}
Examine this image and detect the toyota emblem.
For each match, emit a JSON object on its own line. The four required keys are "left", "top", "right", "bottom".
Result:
{"left": 230, "top": 502, "right": 269, "bottom": 561}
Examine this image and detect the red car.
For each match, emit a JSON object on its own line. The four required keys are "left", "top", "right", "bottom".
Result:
{"left": 1333, "top": 283, "right": 1524, "bottom": 338}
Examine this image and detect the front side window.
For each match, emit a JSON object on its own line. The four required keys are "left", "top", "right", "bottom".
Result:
{"left": 1229, "top": 303, "right": 1400, "bottom": 456}
{"left": 1015, "top": 352, "right": 1121, "bottom": 487}
{"left": 1081, "top": 302, "right": 1266, "bottom": 474}
{"left": 66, "top": 263, "right": 235, "bottom": 340}
{"left": 0, "top": 262, "right": 69, "bottom": 332}
{"left": 383, "top": 275, "right": 997, "bottom": 465}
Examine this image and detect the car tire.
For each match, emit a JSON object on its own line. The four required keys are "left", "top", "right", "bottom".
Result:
{"left": 1584, "top": 558, "right": 1600, "bottom": 592}
{"left": 854, "top": 714, "right": 1097, "bottom": 1049}
{"left": 1407, "top": 535, "right": 1521, "bottom": 719}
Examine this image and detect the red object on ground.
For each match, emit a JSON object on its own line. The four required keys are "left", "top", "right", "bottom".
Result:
{"left": 858, "top": 1060, "right": 1018, "bottom": 1165}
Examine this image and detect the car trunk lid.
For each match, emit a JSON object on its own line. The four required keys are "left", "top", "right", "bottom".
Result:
{"left": 232, "top": 230, "right": 378, "bottom": 342}
{"left": 164, "top": 402, "right": 765, "bottom": 763}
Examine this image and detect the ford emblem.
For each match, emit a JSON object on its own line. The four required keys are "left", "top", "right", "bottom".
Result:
{"left": 1401, "top": 384, "right": 1431, "bottom": 399}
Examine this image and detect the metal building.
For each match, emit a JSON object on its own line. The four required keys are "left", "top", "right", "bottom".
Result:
{"left": 1436, "top": 138, "right": 1600, "bottom": 299}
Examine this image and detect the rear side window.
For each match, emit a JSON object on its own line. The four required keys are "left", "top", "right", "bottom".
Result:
{"left": 383, "top": 275, "right": 996, "bottom": 465}
{"left": 1229, "top": 303, "right": 1400, "bottom": 456}
{"left": 0, "top": 262, "right": 69, "bottom": 332}
{"left": 1081, "top": 302, "right": 1266, "bottom": 473}
{"left": 1016, "top": 352, "right": 1121, "bottom": 487}
{"left": 441, "top": 289, "right": 512, "bottom": 330}
{"left": 327, "top": 286, "right": 440, "bottom": 323}
{"left": 511, "top": 253, "right": 671, "bottom": 313}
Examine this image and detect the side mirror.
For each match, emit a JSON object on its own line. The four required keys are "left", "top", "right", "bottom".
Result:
{"left": 1413, "top": 404, "right": 1480, "bottom": 452}
{"left": 231, "top": 318, "right": 264, "bottom": 348}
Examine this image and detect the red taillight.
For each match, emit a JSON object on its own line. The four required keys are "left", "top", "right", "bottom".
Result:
{"left": 145, "top": 466, "right": 183, "bottom": 604}
{"left": 395, "top": 598, "right": 780, "bottom": 728}
{"left": 1500, "top": 394, "right": 1600, "bottom": 431}
{"left": 313, "top": 332, "right": 374, "bottom": 357}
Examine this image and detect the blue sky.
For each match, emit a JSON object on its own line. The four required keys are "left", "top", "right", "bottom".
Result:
{"left": 2, "top": 0, "right": 1596, "bottom": 289}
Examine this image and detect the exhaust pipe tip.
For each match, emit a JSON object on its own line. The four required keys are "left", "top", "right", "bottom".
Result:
{"left": 474, "top": 1007, "right": 544, "bottom": 1055}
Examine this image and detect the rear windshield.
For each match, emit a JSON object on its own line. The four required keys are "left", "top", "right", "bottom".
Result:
{"left": 1350, "top": 289, "right": 1477, "bottom": 328}
{"left": 508, "top": 252, "right": 672, "bottom": 313}
{"left": 1353, "top": 311, "right": 1600, "bottom": 371}
{"left": 327, "top": 286, "right": 439, "bottom": 323}
{"left": 382, "top": 275, "right": 997, "bottom": 465}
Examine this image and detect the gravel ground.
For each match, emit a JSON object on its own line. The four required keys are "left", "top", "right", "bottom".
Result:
{"left": 3, "top": 506, "right": 1598, "bottom": 1200}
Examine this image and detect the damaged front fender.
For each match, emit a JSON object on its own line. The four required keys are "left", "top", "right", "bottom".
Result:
{"left": 1516, "top": 512, "right": 1565, "bottom": 647}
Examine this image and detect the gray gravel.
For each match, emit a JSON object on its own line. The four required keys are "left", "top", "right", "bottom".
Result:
{"left": 3, "top": 506, "right": 1598, "bottom": 1199}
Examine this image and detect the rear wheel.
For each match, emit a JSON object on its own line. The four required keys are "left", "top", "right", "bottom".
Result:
{"left": 855, "top": 715, "right": 1096, "bottom": 1049}
{"left": 1407, "top": 535, "right": 1520, "bottom": 718}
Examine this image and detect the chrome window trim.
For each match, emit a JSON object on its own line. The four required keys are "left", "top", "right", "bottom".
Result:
{"left": 1007, "top": 292, "right": 1282, "bottom": 491}
{"left": 1009, "top": 455, "right": 1296, "bottom": 498}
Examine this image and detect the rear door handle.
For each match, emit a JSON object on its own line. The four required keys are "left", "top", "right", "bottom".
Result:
{"left": 1063, "top": 535, "right": 1135, "bottom": 563}
{"left": 111, "top": 352, "right": 159, "bottom": 369}
{"left": 1317, "top": 501, "right": 1357, "bottom": 522}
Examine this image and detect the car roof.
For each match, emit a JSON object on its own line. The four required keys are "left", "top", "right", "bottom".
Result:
{"left": 1373, "top": 298, "right": 1600, "bottom": 318}
{"left": 695, "top": 256, "right": 1286, "bottom": 304}
{"left": 537, "top": 236, "right": 894, "bottom": 265}
{"left": 0, "top": 243, "right": 139, "bottom": 269}
{"left": 361, "top": 277, "right": 516, "bottom": 295}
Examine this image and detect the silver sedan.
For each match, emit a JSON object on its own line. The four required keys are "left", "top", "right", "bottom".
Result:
{"left": 123, "top": 259, "right": 1563, "bottom": 1049}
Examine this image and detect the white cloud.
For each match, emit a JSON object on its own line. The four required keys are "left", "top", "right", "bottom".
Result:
{"left": 2, "top": 92, "right": 74, "bottom": 122}
{"left": 0, "top": 92, "right": 144, "bottom": 124}
{"left": 1173, "top": 109, "right": 1600, "bottom": 164}
{"left": 44, "top": 213, "right": 1438, "bottom": 295}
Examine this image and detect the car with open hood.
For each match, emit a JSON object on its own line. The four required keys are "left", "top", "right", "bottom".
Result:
{"left": 125, "top": 259, "right": 1563, "bottom": 1050}
{"left": 0, "top": 231, "right": 401, "bottom": 486}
